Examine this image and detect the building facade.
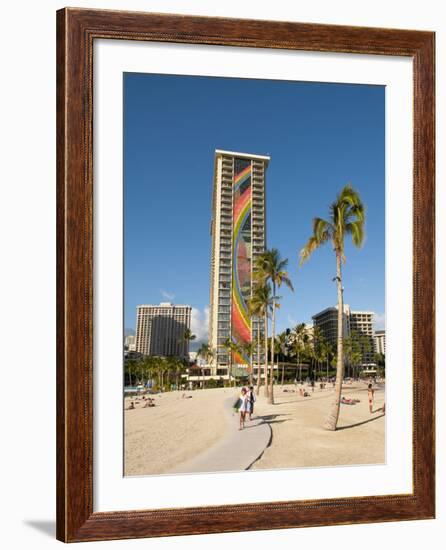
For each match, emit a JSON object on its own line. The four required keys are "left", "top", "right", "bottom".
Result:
{"left": 209, "top": 150, "right": 269, "bottom": 377}
{"left": 124, "top": 334, "right": 136, "bottom": 351}
{"left": 349, "top": 310, "right": 375, "bottom": 365}
{"left": 312, "top": 305, "right": 375, "bottom": 367}
{"left": 135, "top": 302, "right": 192, "bottom": 358}
{"left": 312, "top": 305, "right": 351, "bottom": 351}
{"left": 374, "top": 329, "right": 386, "bottom": 355}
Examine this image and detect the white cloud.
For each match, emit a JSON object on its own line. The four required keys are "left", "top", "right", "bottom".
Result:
{"left": 160, "top": 289, "right": 175, "bottom": 301}
{"left": 374, "top": 312, "right": 386, "bottom": 330}
{"left": 190, "top": 307, "right": 210, "bottom": 343}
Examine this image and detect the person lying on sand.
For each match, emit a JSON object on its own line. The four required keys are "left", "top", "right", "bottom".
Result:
{"left": 143, "top": 398, "right": 155, "bottom": 408}
{"left": 340, "top": 396, "right": 360, "bottom": 405}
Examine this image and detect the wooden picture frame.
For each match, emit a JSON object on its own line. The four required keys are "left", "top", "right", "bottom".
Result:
{"left": 56, "top": 7, "right": 435, "bottom": 542}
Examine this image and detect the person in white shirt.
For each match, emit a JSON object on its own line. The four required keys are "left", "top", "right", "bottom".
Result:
{"left": 238, "top": 387, "right": 249, "bottom": 430}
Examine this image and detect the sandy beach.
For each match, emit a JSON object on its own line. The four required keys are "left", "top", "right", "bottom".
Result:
{"left": 124, "top": 387, "right": 232, "bottom": 476}
{"left": 124, "top": 381, "right": 385, "bottom": 476}
{"left": 252, "top": 381, "right": 385, "bottom": 470}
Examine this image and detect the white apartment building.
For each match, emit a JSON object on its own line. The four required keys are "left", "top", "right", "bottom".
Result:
{"left": 374, "top": 329, "right": 386, "bottom": 355}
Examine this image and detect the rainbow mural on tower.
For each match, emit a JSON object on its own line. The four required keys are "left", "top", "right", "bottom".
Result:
{"left": 231, "top": 158, "right": 252, "bottom": 367}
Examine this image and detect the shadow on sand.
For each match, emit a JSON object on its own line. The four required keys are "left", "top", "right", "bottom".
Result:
{"left": 337, "top": 413, "right": 385, "bottom": 431}
{"left": 255, "top": 413, "right": 291, "bottom": 426}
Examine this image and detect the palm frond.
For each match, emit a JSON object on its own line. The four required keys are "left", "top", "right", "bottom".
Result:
{"left": 340, "top": 184, "right": 365, "bottom": 218}
{"left": 313, "top": 217, "right": 332, "bottom": 243}
{"left": 277, "top": 272, "right": 294, "bottom": 292}
{"left": 299, "top": 236, "right": 320, "bottom": 265}
{"left": 345, "top": 220, "right": 365, "bottom": 248}
{"left": 249, "top": 282, "right": 273, "bottom": 317}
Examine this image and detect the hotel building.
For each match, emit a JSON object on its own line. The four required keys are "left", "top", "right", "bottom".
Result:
{"left": 350, "top": 309, "right": 375, "bottom": 365}
{"left": 374, "top": 329, "right": 386, "bottom": 355}
{"left": 124, "top": 334, "right": 136, "bottom": 352}
{"left": 209, "top": 150, "right": 270, "bottom": 377}
{"left": 312, "top": 305, "right": 351, "bottom": 351}
{"left": 312, "top": 305, "right": 375, "bottom": 366}
{"left": 135, "top": 302, "right": 192, "bottom": 358}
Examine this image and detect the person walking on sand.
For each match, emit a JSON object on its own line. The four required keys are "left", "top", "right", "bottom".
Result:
{"left": 247, "top": 385, "right": 256, "bottom": 421}
{"left": 368, "top": 383, "right": 375, "bottom": 413}
{"left": 238, "top": 387, "right": 249, "bottom": 430}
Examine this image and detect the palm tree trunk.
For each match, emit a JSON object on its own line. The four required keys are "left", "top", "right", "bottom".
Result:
{"left": 324, "top": 252, "right": 344, "bottom": 430}
{"left": 256, "top": 318, "right": 261, "bottom": 395}
{"left": 249, "top": 339, "right": 253, "bottom": 386}
{"left": 281, "top": 360, "right": 285, "bottom": 387}
{"left": 228, "top": 352, "right": 232, "bottom": 388}
{"left": 268, "top": 283, "right": 276, "bottom": 404}
{"left": 263, "top": 311, "right": 269, "bottom": 398}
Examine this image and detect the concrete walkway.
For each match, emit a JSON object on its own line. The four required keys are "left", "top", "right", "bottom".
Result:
{"left": 169, "top": 394, "right": 272, "bottom": 474}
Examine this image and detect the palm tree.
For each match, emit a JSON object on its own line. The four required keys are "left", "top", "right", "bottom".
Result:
{"left": 359, "top": 333, "right": 372, "bottom": 376}
{"left": 344, "top": 331, "right": 361, "bottom": 378}
{"left": 300, "top": 184, "right": 365, "bottom": 430}
{"left": 164, "top": 356, "right": 185, "bottom": 390}
{"left": 275, "top": 331, "right": 289, "bottom": 386}
{"left": 140, "top": 355, "right": 156, "bottom": 388}
{"left": 124, "top": 359, "right": 137, "bottom": 387}
{"left": 222, "top": 338, "right": 242, "bottom": 386}
{"left": 248, "top": 282, "right": 273, "bottom": 397}
{"left": 181, "top": 328, "right": 196, "bottom": 357}
{"left": 291, "top": 323, "right": 306, "bottom": 382}
{"left": 173, "top": 357, "right": 181, "bottom": 390}
{"left": 321, "top": 340, "right": 333, "bottom": 381}
{"left": 241, "top": 340, "right": 256, "bottom": 385}
{"left": 151, "top": 356, "right": 167, "bottom": 391}
{"left": 254, "top": 249, "right": 294, "bottom": 404}
{"left": 195, "top": 343, "right": 214, "bottom": 389}
{"left": 312, "top": 325, "right": 325, "bottom": 380}
{"left": 344, "top": 331, "right": 372, "bottom": 378}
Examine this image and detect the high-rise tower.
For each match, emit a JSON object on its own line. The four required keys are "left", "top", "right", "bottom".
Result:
{"left": 135, "top": 303, "right": 192, "bottom": 358}
{"left": 209, "top": 150, "right": 270, "bottom": 378}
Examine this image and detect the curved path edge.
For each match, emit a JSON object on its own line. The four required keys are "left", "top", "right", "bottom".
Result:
{"left": 169, "top": 395, "right": 272, "bottom": 474}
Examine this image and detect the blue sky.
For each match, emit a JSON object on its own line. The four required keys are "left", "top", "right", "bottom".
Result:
{"left": 124, "top": 73, "right": 385, "bottom": 345}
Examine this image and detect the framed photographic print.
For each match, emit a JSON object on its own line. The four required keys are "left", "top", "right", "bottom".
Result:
{"left": 56, "top": 8, "right": 435, "bottom": 542}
